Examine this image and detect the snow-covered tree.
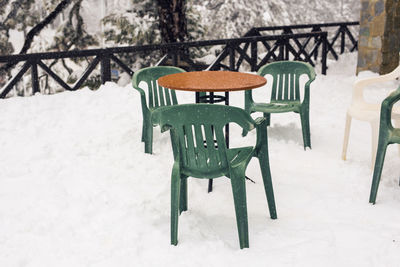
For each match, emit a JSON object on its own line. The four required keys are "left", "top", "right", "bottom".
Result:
{"left": 102, "top": 0, "right": 206, "bottom": 68}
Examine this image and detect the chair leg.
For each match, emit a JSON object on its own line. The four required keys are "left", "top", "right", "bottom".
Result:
{"left": 207, "top": 179, "right": 213, "bottom": 193}
{"left": 370, "top": 121, "right": 379, "bottom": 169}
{"left": 369, "top": 143, "right": 388, "bottom": 204}
{"left": 299, "top": 109, "right": 311, "bottom": 150}
{"left": 264, "top": 113, "right": 271, "bottom": 126}
{"left": 171, "top": 163, "right": 181, "bottom": 245}
{"left": 179, "top": 176, "right": 188, "bottom": 214}
{"left": 229, "top": 168, "right": 249, "bottom": 249}
{"left": 342, "top": 113, "right": 352, "bottom": 160}
{"left": 144, "top": 125, "right": 153, "bottom": 154}
{"left": 141, "top": 120, "right": 146, "bottom": 142}
{"left": 257, "top": 147, "right": 277, "bottom": 220}
{"left": 393, "top": 120, "right": 400, "bottom": 157}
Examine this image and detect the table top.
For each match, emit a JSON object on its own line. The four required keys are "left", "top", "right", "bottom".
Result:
{"left": 157, "top": 71, "right": 267, "bottom": 92}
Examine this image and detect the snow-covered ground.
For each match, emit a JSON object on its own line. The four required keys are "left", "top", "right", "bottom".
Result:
{"left": 1, "top": 53, "right": 400, "bottom": 266}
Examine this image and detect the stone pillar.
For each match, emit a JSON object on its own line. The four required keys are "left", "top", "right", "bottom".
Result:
{"left": 357, "top": 0, "right": 400, "bottom": 74}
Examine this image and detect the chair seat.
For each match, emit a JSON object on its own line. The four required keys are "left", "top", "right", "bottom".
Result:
{"left": 182, "top": 146, "right": 254, "bottom": 179}
{"left": 227, "top": 146, "right": 254, "bottom": 167}
{"left": 392, "top": 128, "right": 400, "bottom": 143}
{"left": 251, "top": 102, "right": 301, "bottom": 113}
{"left": 348, "top": 105, "right": 400, "bottom": 121}
{"left": 347, "top": 105, "right": 380, "bottom": 122}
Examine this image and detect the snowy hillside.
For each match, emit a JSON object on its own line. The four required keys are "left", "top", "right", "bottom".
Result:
{"left": 1, "top": 52, "right": 400, "bottom": 266}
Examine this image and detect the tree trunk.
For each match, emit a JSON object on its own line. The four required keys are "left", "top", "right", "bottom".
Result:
{"left": 157, "top": 0, "right": 188, "bottom": 43}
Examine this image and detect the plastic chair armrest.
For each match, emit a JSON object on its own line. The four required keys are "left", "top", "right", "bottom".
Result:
{"left": 381, "top": 87, "right": 400, "bottom": 128}
{"left": 308, "top": 67, "right": 317, "bottom": 82}
{"left": 132, "top": 85, "right": 146, "bottom": 99}
{"left": 253, "top": 117, "right": 268, "bottom": 155}
{"left": 353, "top": 69, "right": 400, "bottom": 106}
{"left": 244, "top": 90, "right": 254, "bottom": 112}
{"left": 353, "top": 71, "right": 399, "bottom": 97}
{"left": 382, "top": 88, "right": 400, "bottom": 110}
{"left": 133, "top": 85, "right": 149, "bottom": 112}
{"left": 254, "top": 117, "right": 266, "bottom": 126}
{"left": 303, "top": 81, "right": 313, "bottom": 103}
{"left": 301, "top": 68, "right": 315, "bottom": 103}
{"left": 356, "top": 67, "right": 400, "bottom": 87}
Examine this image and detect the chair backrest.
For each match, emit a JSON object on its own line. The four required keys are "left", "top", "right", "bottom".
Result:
{"left": 257, "top": 61, "right": 315, "bottom": 103}
{"left": 152, "top": 104, "right": 255, "bottom": 178}
{"left": 132, "top": 66, "right": 186, "bottom": 109}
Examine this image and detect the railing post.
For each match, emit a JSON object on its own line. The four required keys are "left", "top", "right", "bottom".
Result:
{"left": 100, "top": 53, "right": 111, "bottom": 84}
{"left": 229, "top": 43, "right": 235, "bottom": 71}
{"left": 340, "top": 26, "right": 345, "bottom": 54}
{"left": 285, "top": 37, "right": 290, "bottom": 60}
{"left": 251, "top": 40, "right": 257, "bottom": 72}
{"left": 31, "top": 59, "right": 40, "bottom": 95}
{"left": 278, "top": 38, "right": 284, "bottom": 61}
{"left": 321, "top": 32, "right": 328, "bottom": 75}
{"left": 172, "top": 50, "right": 178, "bottom": 66}
{"left": 312, "top": 26, "right": 321, "bottom": 60}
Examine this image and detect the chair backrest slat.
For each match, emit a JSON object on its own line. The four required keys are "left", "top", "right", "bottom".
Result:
{"left": 215, "top": 126, "right": 228, "bottom": 168}
{"left": 148, "top": 81, "right": 154, "bottom": 107}
{"left": 184, "top": 124, "right": 197, "bottom": 167}
{"left": 152, "top": 80, "right": 159, "bottom": 107}
{"left": 271, "top": 74, "right": 278, "bottom": 100}
{"left": 295, "top": 73, "right": 300, "bottom": 101}
{"left": 277, "top": 74, "right": 283, "bottom": 101}
{"left": 171, "top": 90, "right": 178, "bottom": 105}
{"left": 164, "top": 87, "right": 172, "bottom": 106}
{"left": 158, "top": 83, "right": 166, "bottom": 106}
{"left": 203, "top": 124, "right": 219, "bottom": 168}
{"left": 175, "top": 125, "right": 188, "bottom": 166}
{"left": 289, "top": 73, "right": 295, "bottom": 100}
{"left": 193, "top": 125, "right": 207, "bottom": 168}
{"left": 284, "top": 73, "right": 289, "bottom": 100}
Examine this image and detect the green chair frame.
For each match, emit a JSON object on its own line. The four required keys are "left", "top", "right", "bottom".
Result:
{"left": 132, "top": 66, "right": 186, "bottom": 154}
{"left": 244, "top": 61, "right": 316, "bottom": 149}
{"left": 369, "top": 87, "right": 400, "bottom": 204}
{"left": 152, "top": 104, "right": 277, "bottom": 249}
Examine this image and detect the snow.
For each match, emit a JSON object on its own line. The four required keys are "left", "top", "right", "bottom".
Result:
{"left": 8, "top": 29, "right": 24, "bottom": 53}
{"left": 1, "top": 53, "right": 400, "bottom": 266}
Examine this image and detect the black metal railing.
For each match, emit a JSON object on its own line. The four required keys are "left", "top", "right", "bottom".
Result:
{"left": 246, "top": 21, "right": 359, "bottom": 60}
{"left": 0, "top": 22, "right": 359, "bottom": 99}
{"left": 0, "top": 32, "right": 328, "bottom": 98}
{"left": 206, "top": 32, "right": 327, "bottom": 73}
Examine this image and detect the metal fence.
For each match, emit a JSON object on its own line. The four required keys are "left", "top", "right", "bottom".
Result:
{"left": 247, "top": 21, "right": 359, "bottom": 60}
{"left": 0, "top": 21, "right": 359, "bottom": 99}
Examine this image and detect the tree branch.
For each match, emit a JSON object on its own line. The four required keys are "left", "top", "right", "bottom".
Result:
{"left": 19, "top": 0, "right": 73, "bottom": 55}
{"left": 1, "top": 0, "right": 73, "bottom": 74}
{"left": 2, "top": 0, "right": 25, "bottom": 26}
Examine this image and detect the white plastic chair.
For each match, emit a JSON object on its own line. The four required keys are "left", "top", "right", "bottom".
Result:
{"left": 342, "top": 65, "right": 400, "bottom": 167}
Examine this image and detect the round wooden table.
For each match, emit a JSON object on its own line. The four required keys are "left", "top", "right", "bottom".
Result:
{"left": 158, "top": 70, "right": 266, "bottom": 93}
{"left": 158, "top": 70, "right": 267, "bottom": 193}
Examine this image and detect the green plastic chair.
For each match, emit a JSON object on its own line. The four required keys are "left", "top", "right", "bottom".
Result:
{"left": 369, "top": 87, "right": 400, "bottom": 204}
{"left": 152, "top": 104, "right": 277, "bottom": 249}
{"left": 132, "top": 66, "right": 186, "bottom": 154}
{"left": 244, "top": 61, "right": 316, "bottom": 149}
